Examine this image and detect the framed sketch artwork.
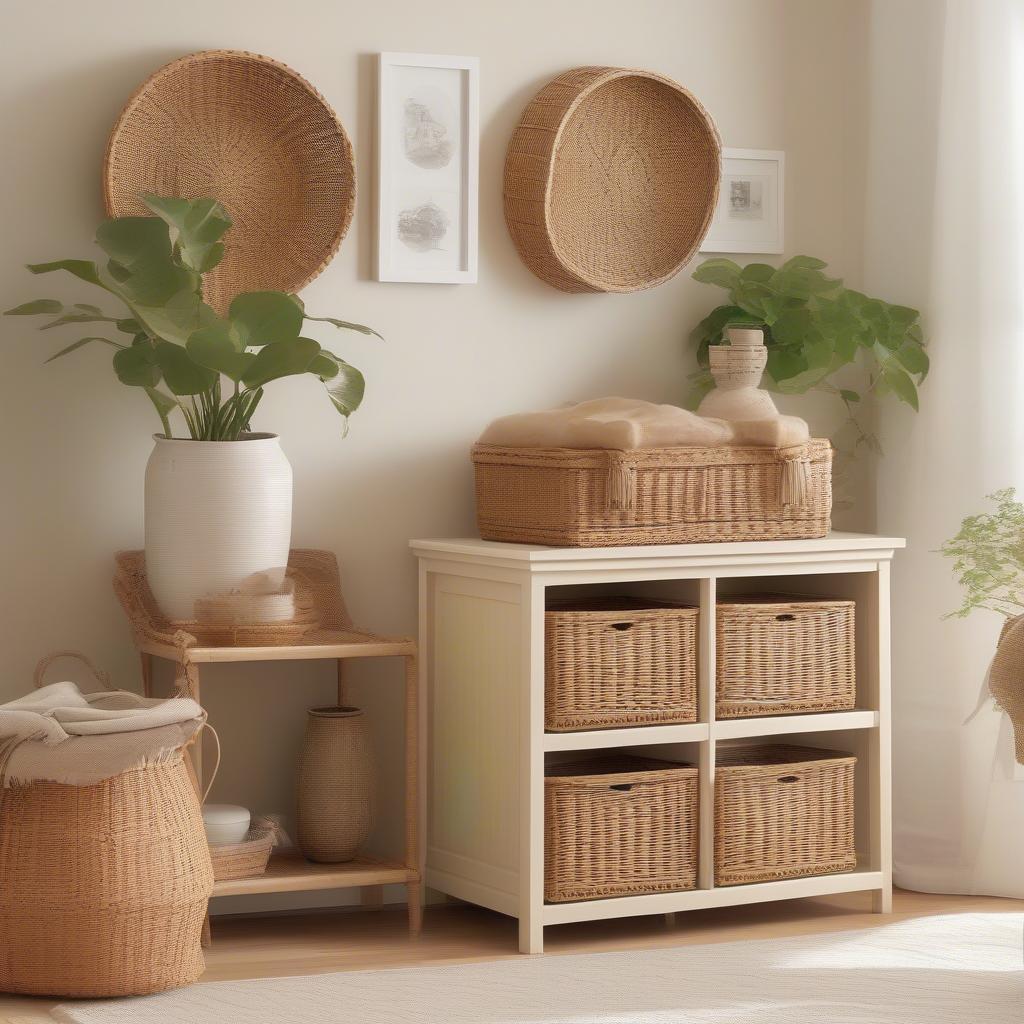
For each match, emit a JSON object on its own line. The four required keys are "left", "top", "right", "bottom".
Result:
{"left": 700, "top": 148, "right": 784, "bottom": 255}
{"left": 377, "top": 52, "right": 479, "bottom": 283}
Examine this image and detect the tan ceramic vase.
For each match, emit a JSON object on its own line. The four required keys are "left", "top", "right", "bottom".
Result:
{"left": 296, "top": 706, "right": 374, "bottom": 863}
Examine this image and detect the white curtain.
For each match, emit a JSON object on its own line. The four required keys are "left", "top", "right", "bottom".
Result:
{"left": 868, "top": 0, "right": 1024, "bottom": 895}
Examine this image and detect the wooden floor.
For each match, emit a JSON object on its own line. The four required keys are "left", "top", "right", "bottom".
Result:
{"left": 3, "top": 889, "right": 1020, "bottom": 1022}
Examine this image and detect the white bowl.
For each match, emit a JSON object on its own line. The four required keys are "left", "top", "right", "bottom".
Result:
{"left": 202, "top": 803, "right": 251, "bottom": 846}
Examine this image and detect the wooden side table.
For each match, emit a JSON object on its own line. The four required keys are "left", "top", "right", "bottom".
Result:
{"left": 113, "top": 549, "right": 422, "bottom": 939}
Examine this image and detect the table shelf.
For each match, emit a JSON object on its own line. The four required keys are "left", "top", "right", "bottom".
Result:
{"left": 213, "top": 852, "right": 416, "bottom": 898}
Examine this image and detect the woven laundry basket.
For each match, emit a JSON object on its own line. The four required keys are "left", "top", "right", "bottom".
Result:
{"left": 504, "top": 66, "right": 720, "bottom": 292}
{"left": 716, "top": 595, "right": 856, "bottom": 718}
{"left": 545, "top": 756, "right": 698, "bottom": 902}
{"left": 472, "top": 440, "right": 832, "bottom": 547}
{"left": 714, "top": 744, "right": 856, "bottom": 886}
{"left": 0, "top": 759, "right": 213, "bottom": 996}
{"left": 545, "top": 597, "right": 698, "bottom": 731}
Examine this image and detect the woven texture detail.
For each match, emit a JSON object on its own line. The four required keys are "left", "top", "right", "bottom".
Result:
{"left": 296, "top": 707, "right": 374, "bottom": 863}
{"left": 714, "top": 745, "right": 856, "bottom": 887}
{"left": 472, "top": 441, "right": 832, "bottom": 546}
{"left": 209, "top": 826, "right": 274, "bottom": 882}
{"left": 504, "top": 66, "right": 720, "bottom": 293}
{"left": 716, "top": 595, "right": 856, "bottom": 717}
{"left": 0, "top": 760, "right": 212, "bottom": 997}
{"left": 103, "top": 49, "right": 355, "bottom": 312}
{"left": 987, "top": 614, "right": 1024, "bottom": 764}
{"left": 545, "top": 598, "right": 698, "bottom": 731}
{"left": 544, "top": 756, "right": 698, "bottom": 902}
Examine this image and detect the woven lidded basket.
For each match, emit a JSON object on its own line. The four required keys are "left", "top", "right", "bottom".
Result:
{"left": 545, "top": 597, "right": 698, "bottom": 731}
{"left": 714, "top": 744, "right": 856, "bottom": 887}
{"left": 504, "top": 66, "right": 720, "bottom": 293}
{"left": 0, "top": 760, "right": 213, "bottom": 997}
{"left": 716, "top": 595, "right": 856, "bottom": 718}
{"left": 472, "top": 440, "right": 832, "bottom": 547}
{"left": 545, "top": 755, "right": 698, "bottom": 902}
{"left": 104, "top": 49, "right": 355, "bottom": 313}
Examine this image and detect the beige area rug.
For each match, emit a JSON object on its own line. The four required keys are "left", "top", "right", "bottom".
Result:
{"left": 52, "top": 913, "right": 1023, "bottom": 1023}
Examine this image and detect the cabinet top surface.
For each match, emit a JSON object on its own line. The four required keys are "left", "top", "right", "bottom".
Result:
{"left": 410, "top": 531, "right": 906, "bottom": 564}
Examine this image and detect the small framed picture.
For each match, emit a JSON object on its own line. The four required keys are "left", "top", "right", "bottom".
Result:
{"left": 377, "top": 52, "right": 479, "bottom": 284}
{"left": 701, "top": 148, "right": 784, "bottom": 255}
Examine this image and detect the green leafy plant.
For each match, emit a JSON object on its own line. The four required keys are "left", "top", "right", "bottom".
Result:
{"left": 688, "top": 255, "right": 928, "bottom": 452}
{"left": 4, "top": 196, "right": 378, "bottom": 440}
{"left": 940, "top": 489, "right": 1024, "bottom": 618}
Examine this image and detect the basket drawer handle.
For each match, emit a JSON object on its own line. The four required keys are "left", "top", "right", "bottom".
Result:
{"left": 609, "top": 783, "right": 634, "bottom": 792}
{"left": 610, "top": 622, "right": 634, "bottom": 632}
{"left": 775, "top": 613, "right": 796, "bottom": 622}
{"left": 777, "top": 774, "right": 799, "bottom": 784}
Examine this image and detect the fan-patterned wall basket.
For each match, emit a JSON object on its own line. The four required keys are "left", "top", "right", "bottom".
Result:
{"left": 103, "top": 49, "right": 355, "bottom": 313}
{"left": 503, "top": 66, "right": 721, "bottom": 294}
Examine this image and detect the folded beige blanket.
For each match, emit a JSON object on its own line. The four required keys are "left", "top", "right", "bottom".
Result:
{"left": 477, "top": 397, "right": 809, "bottom": 450}
{"left": 0, "top": 682, "right": 204, "bottom": 788}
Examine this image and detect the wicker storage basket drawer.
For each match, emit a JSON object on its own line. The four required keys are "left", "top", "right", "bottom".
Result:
{"left": 472, "top": 440, "right": 832, "bottom": 547}
{"left": 716, "top": 595, "right": 855, "bottom": 718}
{"left": 715, "top": 745, "right": 856, "bottom": 886}
{"left": 545, "top": 755, "right": 699, "bottom": 902}
{"left": 545, "top": 598, "right": 698, "bottom": 732}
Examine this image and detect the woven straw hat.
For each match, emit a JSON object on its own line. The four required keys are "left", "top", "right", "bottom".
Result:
{"left": 504, "top": 66, "right": 721, "bottom": 293}
{"left": 103, "top": 50, "right": 355, "bottom": 312}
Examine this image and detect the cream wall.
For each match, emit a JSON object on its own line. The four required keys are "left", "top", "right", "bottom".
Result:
{"left": 0, "top": 0, "right": 870, "bottom": 911}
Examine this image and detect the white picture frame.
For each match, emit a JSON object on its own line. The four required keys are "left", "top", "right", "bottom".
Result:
{"left": 376, "top": 52, "right": 479, "bottom": 284}
{"left": 700, "top": 148, "right": 785, "bottom": 255}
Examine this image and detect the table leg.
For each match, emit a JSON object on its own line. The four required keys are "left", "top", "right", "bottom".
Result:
{"left": 404, "top": 654, "right": 421, "bottom": 938}
{"left": 140, "top": 652, "right": 154, "bottom": 698}
{"left": 336, "top": 659, "right": 347, "bottom": 707}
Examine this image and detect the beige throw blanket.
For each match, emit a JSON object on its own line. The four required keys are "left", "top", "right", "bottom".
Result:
{"left": 478, "top": 397, "right": 810, "bottom": 451}
{"left": 0, "top": 682, "right": 204, "bottom": 787}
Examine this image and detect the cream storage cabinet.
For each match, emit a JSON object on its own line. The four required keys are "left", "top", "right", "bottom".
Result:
{"left": 411, "top": 533, "right": 904, "bottom": 954}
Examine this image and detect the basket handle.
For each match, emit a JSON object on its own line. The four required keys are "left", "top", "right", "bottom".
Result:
{"left": 775, "top": 613, "right": 796, "bottom": 622}
{"left": 777, "top": 774, "right": 799, "bottom": 784}
{"left": 610, "top": 622, "right": 634, "bottom": 632}
{"left": 184, "top": 720, "right": 222, "bottom": 804}
{"left": 34, "top": 651, "right": 111, "bottom": 691}
{"left": 609, "top": 782, "right": 634, "bottom": 792}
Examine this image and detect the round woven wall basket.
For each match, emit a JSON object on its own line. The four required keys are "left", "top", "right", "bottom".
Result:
{"left": 503, "top": 66, "right": 721, "bottom": 294}
{"left": 103, "top": 50, "right": 355, "bottom": 312}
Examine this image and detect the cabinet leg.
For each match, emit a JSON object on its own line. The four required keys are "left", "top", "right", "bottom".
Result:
{"left": 872, "top": 885, "right": 893, "bottom": 914}
{"left": 190, "top": 666, "right": 203, "bottom": 790}
{"left": 663, "top": 912, "right": 677, "bottom": 929}
{"left": 518, "top": 917, "right": 543, "bottom": 954}
{"left": 406, "top": 882, "right": 423, "bottom": 938}
{"left": 201, "top": 912, "right": 212, "bottom": 948}
{"left": 361, "top": 885, "right": 384, "bottom": 909}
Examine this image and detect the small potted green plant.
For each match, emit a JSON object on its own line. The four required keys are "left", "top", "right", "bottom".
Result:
{"left": 688, "top": 255, "right": 929, "bottom": 452}
{"left": 5, "top": 196, "right": 379, "bottom": 621}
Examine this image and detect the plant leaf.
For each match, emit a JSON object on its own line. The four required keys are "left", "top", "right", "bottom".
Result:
{"left": 881, "top": 364, "right": 919, "bottom": 410}
{"left": 43, "top": 336, "right": 124, "bottom": 363}
{"left": 895, "top": 340, "right": 930, "bottom": 377}
{"left": 152, "top": 341, "right": 218, "bottom": 395}
{"left": 95, "top": 216, "right": 172, "bottom": 271}
{"left": 319, "top": 353, "right": 365, "bottom": 431}
{"left": 241, "top": 337, "right": 321, "bottom": 387}
{"left": 142, "top": 195, "right": 232, "bottom": 274}
{"left": 840, "top": 389, "right": 861, "bottom": 403}
{"left": 229, "top": 291, "right": 304, "bottom": 348}
{"left": 187, "top": 323, "right": 254, "bottom": 382}
{"left": 113, "top": 343, "right": 161, "bottom": 387}
{"left": 304, "top": 315, "right": 383, "bottom": 340}
{"left": 27, "top": 260, "right": 105, "bottom": 287}
{"left": 692, "top": 257, "right": 743, "bottom": 290}
{"left": 4, "top": 299, "right": 63, "bottom": 316}
{"left": 780, "top": 255, "right": 828, "bottom": 272}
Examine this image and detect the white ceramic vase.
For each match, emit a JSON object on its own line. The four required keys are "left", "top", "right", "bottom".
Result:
{"left": 144, "top": 433, "right": 293, "bottom": 622}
